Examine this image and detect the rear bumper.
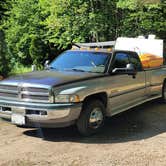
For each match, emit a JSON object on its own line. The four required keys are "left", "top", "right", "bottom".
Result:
{"left": 0, "top": 99, "right": 82, "bottom": 128}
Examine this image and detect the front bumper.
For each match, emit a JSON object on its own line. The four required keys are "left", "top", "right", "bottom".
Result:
{"left": 0, "top": 99, "right": 82, "bottom": 128}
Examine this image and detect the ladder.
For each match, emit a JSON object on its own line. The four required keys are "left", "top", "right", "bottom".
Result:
{"left": 74, "top": 41, "right": 115, "bottom": 48}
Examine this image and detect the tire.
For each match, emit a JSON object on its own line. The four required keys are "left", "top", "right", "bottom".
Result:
{"left": 16, "top": 125, "right": 30, "bottom": 128}
{"left": 162, "top": 81, "right": 166, "bottom": 102}
{"left": 76, "top": 99, "right": 106, "bottom": 136}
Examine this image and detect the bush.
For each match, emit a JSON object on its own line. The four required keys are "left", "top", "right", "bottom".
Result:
{"left": 10, "top": 63, "right": 32, "bottom": 75}
{"left": 0, "top": 31, "right": 10, "bottom": 77}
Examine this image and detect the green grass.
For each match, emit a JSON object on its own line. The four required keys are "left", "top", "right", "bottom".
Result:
{"left": 10, "top": 64, "right": 32, "bottom": 75}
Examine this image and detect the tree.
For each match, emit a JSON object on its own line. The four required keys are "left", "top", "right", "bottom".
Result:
{"left": 3, "top": 0, "right": 49, "bottom": 67}
{"left": 41, "top": 0, "right": 90, "bottom": 48}
{"left": 0, "top": 0, "right": 10, "bottom": 76}
{"left": 42, "top": 0, "right": 118, "bottom": 49}
{"left": 0, "top": 31, "right": 10, "bottom": 76}
{"left": 0, "top": 0, "right": 165, "bottom": 76}
{"left": 117, "top": 0, "right": 166, "bottom": 39}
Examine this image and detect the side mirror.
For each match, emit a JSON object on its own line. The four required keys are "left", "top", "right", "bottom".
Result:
{"left": 44, "top": 60, "right": 50, "bottom": 69}
{"left": 0, "top": 75, "right": 4, "bottom": 80}
{"left": 126, "top": 63, "right": 134, "bottom": 70}
{"left": 112, "top": 63, "right": 137, "bottom": 76}
{"left": 31, "top": 65, "right": 36, "bottom": 72}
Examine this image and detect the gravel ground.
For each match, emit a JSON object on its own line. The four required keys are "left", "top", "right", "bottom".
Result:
{"left": 0, "top": 99, "right": 166, "bottom": 166}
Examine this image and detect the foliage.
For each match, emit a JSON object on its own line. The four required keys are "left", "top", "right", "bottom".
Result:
{"left": 0, "top": 0, "right": 165, "bottom": 75}
{"left": 9, "top": 62, "right": 31, "bottom": 75}
{"left": 40, "top": 0, "right": 90, "bottom": 48}
{"left": 117, "top": 0, "right": 166, "bottom": 38}
{"left": 3, "top": 0, "right": 49, "bottom": 68}
{"left": 0, "top": 31, "right": 10, "bottom": 77}
{"left": 0, "top": 0, "right": 11, "bottom": 76}
{"left": 43, "top": 0, "right": 118, "bottom": 47}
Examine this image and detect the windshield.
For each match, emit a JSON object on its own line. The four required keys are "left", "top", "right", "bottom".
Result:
{"left": 49, "top": 51, "right": 111, "bottom": 73}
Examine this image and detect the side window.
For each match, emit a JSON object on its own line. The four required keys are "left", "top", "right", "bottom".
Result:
{"left": 129, "top": 53, "right": 142, "bottom": 71}
{"left": 113, "top": 52, "right": 129, "bottom": 69}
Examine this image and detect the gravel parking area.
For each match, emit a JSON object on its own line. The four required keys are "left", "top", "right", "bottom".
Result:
{"left": 0, "top": 99, "right": 166, "bottom": 166}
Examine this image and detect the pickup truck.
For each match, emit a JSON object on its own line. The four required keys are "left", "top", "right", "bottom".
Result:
{"left": 0, "top": 36, "right": 165, "bottom": 136}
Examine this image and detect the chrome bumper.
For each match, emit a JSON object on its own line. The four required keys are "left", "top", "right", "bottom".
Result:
{"left": 0, "top": 99, "right": 82, "bottom": 127}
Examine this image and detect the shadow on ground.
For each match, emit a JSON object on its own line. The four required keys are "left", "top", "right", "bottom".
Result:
{"left": 23, "top": 99, "right": 166, "bottom": 144}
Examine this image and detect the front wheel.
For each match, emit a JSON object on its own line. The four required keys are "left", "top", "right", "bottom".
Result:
{"left": 76, "top": 99, "right": 105, "bottom": 136}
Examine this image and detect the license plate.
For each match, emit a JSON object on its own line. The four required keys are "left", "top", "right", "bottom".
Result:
{"left": 11, "top": 114, "right": 25, "bottom": 125}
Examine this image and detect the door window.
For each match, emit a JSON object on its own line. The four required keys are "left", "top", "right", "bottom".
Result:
{"left": 129, "top": 53, "right": 142, "bottom": 71}
{"left": 113, "top": 52, "right": 129, "bottom": 69}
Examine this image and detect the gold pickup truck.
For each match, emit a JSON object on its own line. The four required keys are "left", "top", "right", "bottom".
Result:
{"left": 0, "top": 36, "right": 165, "bottom": 136}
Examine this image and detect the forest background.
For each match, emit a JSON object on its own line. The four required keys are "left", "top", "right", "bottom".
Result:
{"left": 0, "top": 0, "right": 165, "bottom": 76}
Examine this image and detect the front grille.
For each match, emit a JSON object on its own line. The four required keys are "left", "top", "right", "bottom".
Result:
{"left": 0, "top": 84, "right": 50, "bottom": 103}
{"left": 0, "top": 106, "right": 11, "bottom": 112}
{"left": 22, "top": 94, "right": 49, "bottom": 101}
{"left": 0, "top": 85, "right": 17, "bottom": 91}
{"left": 21, "top": 87, "right": 49, "bottom": 93}
{"left": 0, "top": 92, "right": 17, "bottom": 98}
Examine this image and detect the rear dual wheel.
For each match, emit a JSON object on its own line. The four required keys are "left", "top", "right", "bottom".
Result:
{"left": 162, "top": 81, "right": 166, "bottom": 102}
{"left": 76, "top": 99, "right": 105, "bottom": 136}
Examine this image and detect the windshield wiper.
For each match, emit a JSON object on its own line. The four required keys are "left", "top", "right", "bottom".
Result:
{"left": 47, "top": 66, "right": 58, "bottom": 70}
{"left": 70, "top": 68, "right": 86, "bottom": 72}
{"left": 64, "top": 68, "right": 86, "bottom": 72}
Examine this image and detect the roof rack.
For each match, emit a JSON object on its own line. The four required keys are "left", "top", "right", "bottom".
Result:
{"left": 74, "top": 41, "right": 115, "bottom": 48}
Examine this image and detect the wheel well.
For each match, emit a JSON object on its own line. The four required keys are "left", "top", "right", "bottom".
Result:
{"left": 83, "top": 92, "right": 108, "bottom": 107}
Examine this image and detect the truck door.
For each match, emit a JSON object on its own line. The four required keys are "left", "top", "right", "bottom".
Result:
{"left": 108, "top": 51, "right": 146, "bottom": 115}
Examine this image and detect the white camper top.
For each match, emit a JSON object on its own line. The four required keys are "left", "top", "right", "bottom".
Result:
{"left": 115, "top": 37, "right": 164, "bottom": 57}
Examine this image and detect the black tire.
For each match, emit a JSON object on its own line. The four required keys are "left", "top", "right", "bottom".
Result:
{"left": 162, "top": 81, "right": 166, "bottom": 102}
{"left": 76, "top": 99, "right": 106, "bottom": 136}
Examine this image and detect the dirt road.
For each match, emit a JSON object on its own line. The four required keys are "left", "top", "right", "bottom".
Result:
{"left": 0, "top": 99, "right": 166, "bottom": 166}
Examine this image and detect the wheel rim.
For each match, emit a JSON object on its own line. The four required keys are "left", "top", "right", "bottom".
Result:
{"left": 89, "top": 107, "right": 103, "bottom": 129}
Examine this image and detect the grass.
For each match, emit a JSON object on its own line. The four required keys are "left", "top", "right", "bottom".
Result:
{"left": 10, "top": 64, "right": 32, "bottom": 76}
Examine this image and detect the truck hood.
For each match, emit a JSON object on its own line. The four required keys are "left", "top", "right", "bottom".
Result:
{"left": 1, "top": 70, "right": 103, "bottom": 87}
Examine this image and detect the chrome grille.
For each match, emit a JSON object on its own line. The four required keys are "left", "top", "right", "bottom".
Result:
{"left": 22, "top": 94, "right": 49, "bottom": 101}
{"left": 0, "top": 85, "right": 17, "bottom": 91}
{"left": 0, "top": 92, "right": 17, "bottom": 98}
{"left": 21, "top": 87, "right": 49, "bottom": 93}
{"left": 0, "top": 84, "right": 50, "bottom": 103}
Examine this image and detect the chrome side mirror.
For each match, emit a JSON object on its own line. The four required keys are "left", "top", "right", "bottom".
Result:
{"left": 126, "top": 63, "right": 135, "bottom": 71}
{"left": 31, "top": 65, "right": 36, "bottom": 72}
{"left": 112, "top": 63, "right": 136, "bottom": 76}
{"left": 44, "top": 60, "right": 50, "bottom": 69}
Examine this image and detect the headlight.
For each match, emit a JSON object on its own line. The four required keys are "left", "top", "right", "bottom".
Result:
{"left": 54, "top": 94, "right": 80, "bottom": 103}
